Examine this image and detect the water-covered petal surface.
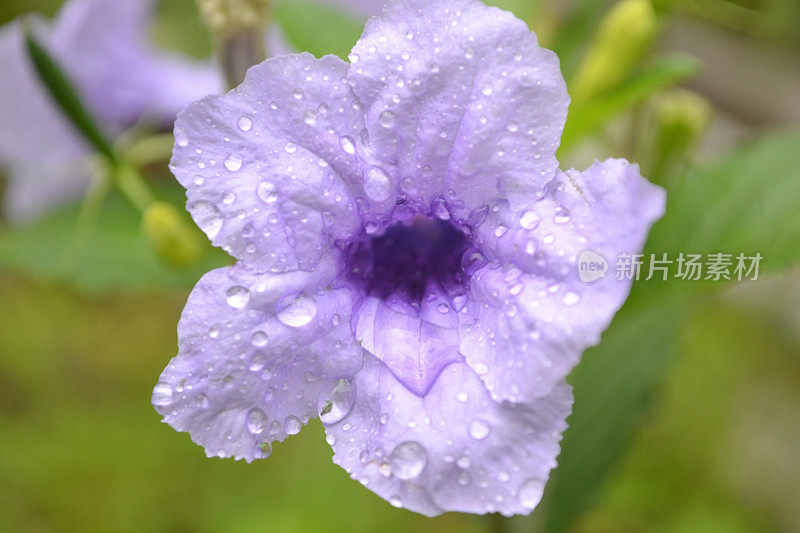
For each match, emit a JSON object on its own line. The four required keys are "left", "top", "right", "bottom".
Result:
{"left": 171, "top": 53, "right": 366, "bottom": 272}
{"left": 153, "top": 259, "right": 363, "bottom": 461}
{"left": 462, "top": 159, "right": 666, "bottom": 403}
{"left": 325, "top": 354, "right": 572, "bottom": 516}
{"left": 348, "top": 0, "right": 569, "bottom": 219}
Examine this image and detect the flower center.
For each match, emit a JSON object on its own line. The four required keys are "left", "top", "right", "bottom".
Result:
{"left": 345, "top": 215, "right": 471, "bottom": 302}
{"left": 342, "top": 215, "right": 476, "bottom": 397}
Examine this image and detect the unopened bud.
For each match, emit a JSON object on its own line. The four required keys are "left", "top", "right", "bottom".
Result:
{"left": 572, "top": 0, "right": 659, "bottom": 102}
{"left": 649, "top": 89, "right": 711, "bottom": 176}
{"left": 142, "top": 201, "right": 205, "bottom": 267}
{"left": 195, "top": 0, "right": 272, "bottom": 36}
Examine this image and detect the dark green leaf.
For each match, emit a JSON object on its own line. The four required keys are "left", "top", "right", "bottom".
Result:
{"left": 273, "top": 0, "right": 364, "bottom": 60}
{"left": 560, "top": 54, "right": 701, "bottom": 153}
{"left": 24, "top": 30, "right": 116, "bottom": 161}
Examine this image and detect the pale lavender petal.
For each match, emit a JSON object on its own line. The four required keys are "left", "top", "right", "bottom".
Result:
{"left": 170, "top": 53, "right": 371, "bottom": 273}
{"left": 347, "top": 0, "right": 568, "bottom": 220}
{"left": 153, "top": 256, "right": 363, "bottom": 461}
{"left": 51, "top": 0, "right": 221, "bottom": 125}
{"left": 0, "top": 22, "right": 91, "bottom": 222}
{"left": 460, "top": 159, "right": 666, "bottom": 403}
{"left": 325, "top": 354, "right": 572, "bottom": 516}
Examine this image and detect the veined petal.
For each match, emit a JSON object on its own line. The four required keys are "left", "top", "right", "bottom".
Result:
{"left": 153, "top": 256, "right": 363, "bottom": 461}
{"left": 462, "top": 159, "right": 666, "bottom": 403}
{"left": 348, "top": 0, "right": 568, "bottom": 218}
{"left": 325, "top": 354, "right": 572, "bottom": 516}
{"left": 171, "top": 53, "right": 367, "bottom": 273}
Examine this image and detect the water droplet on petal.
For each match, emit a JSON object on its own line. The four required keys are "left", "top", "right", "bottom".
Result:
{"left": 389, "top": 441, "right": 427, "bottom": 480}
{"left": 256, "top": 180, "right": 278, "bottom": 204}
{"left": 318, "top": 380, "right": 357, "bottom": 425}
{"left": 277, "top": 295, "right": 317, "bottom": 327}
{"left": 519, "top": 209, "right": 540, "bottom": 229}
{"left": 251, "top": 331, "right": 268, "bottom": 347}
{"left": 284, "top": 415, "right": 302, "bottom": 435}
{"left": 189, "top": 200, "right": 223, "bottom": 239}
{"left": 519, "top": 478, "right": 545, "bottom": 509}
{"left": 303, "top": 110, "right": 316, "bottom": 125}
{"left": 152, "top": 382, "right": 173, "bottom": 406}
{"left": 246, "top": 408, "right": 267, "bottom": 434}
{"left": 225, "top": 286, "right": 250, "bottom": 308}
{"left": 174, "top": 127, "right": 188, "bottom": 147}
{"left": 378, "top": 110, "right": 396, "bottom": 128}
{"left": 469, "top": 419, "right": 491, "bottom": 440}
{"left": 254, "top": 440, "right": 272, "bottom": 459}
{"left": 224, "top": 154, "right": 243, "bottom": 172}
{"left": 237, "top": 116, "right": 253, "bottom": 132}
{"left": 339, "top": 136, "right": 356, "bottom": 155}
{"left": 363, "top": 166, "right": 393, "bottom": 202}
{"left": 562, "top": 291, "right": 580, "bottom": 306}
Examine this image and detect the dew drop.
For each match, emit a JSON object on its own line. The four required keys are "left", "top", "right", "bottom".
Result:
{"left": 224, "top": 154, "right": 243, "bottom": 172}
{"left": 378, "top": 110, "right": 396, "bottom": 128}
{"left": 339, "top": 135, "right": 356, "bottom": 155}
{"left": 318, "top": 380, "right": 357, "bottom": 425}
{"left": 174, "top": 127, "right": 188, "bottom": 147}
{"left": 251, "top": 331, "right": 268, "bottom": 347}
{"left": 562, "top": 291, "right": 581, "bottom": 306}
{"left": 284, "top": 415, "right": 302, "bottom": 435}
{"left": 246, "top": 408, "right": 267, "bottom": 435}
{"left": 285, "top": 142, "right": 298, "bottom": 154}
{"left": 189, "top": 200, "right": 223, "bottom": 239}
{"left": 519, "top": 209, "right": 540, "bottom": 229}
{"left": 237, "top": 116, "right": 253, "bottom": 132}
{"left": 277, "top": 295, "right": 317, "bottom": 327}
{"left": 461, "top": 248, "right": 488, "bottom": 275}
{"left": 303, "top": 110, "right": 316, "bottom": 125}
{"left": 225, "top": 286, "right": 250, "bottom": 308}
{"left": 389, "top": 441, "right": 427, "bottom": 480}
{"left": 469, "top": 419, "right": 491, "bottom": 440}
{"left": 151, "top": 382, "right": 173, "bottom": 406}
{"left": 363, "top": 166, "right": 393, "bottom": 202}
{"left": 256, "top": 180, "right": 278, "bottom": 204}
{"left": 249, "top": 352, "right": 267, "bottom": 372}
{"left": 519, "top": 478, "right": 545, "bottom": 509}
{"left": 254, "top": 440, "right": 272, "bottom": 459}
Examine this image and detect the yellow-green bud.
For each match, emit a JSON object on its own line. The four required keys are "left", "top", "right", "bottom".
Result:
{"left": 195, "top": 0, "right": 272, "bottom": 36}
{"left": 654, "top": 89, "right": 711, "bottom": 144}
{"left": 572, "top": 0, "right": 659, "bottom": 102}
{"left": 142, "top": 201, "right": 205, "bottom": 268}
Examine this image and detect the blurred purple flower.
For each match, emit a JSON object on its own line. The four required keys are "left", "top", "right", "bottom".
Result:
{"left": 0, "top": 0, "right": 221, "bottom": 221}
{"left": 153, "top": 0, "right": 665, "bottom": 516}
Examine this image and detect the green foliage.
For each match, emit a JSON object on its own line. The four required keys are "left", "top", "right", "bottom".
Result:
{"left": 0, "top": 191, "right": 229, "bottom": 292}
{"left": 647, "top": 131, "right": 800, "bottom": 274}
{"left": 560, "top": 54, "right": 701, "bottom": 153}
{"left": 542, "top": 295, "right": 685, "bottom": 533}
{"left": 274, "top": 0, "right": 365, "bottom": 60}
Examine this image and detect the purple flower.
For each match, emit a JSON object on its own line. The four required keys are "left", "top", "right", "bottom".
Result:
{"left": 153, "top": 0, "right": 665, "bottom": 516}
{"left": 0, "top": 0, "right": 221, "bottom": 221}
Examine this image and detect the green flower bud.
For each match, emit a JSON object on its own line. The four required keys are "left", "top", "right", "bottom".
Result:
{"left": 572, "top": 0, "right": 659, "bottom": 102}
{"left": 142, "top": 201, "right": 205, "bottom": 268}
{"left": 649, "top": 89, "right": 712, "bottom": 177}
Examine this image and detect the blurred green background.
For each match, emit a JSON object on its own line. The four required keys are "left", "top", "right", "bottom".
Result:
{"left": 1, "top": 0, "right": 799, "bottom": 532}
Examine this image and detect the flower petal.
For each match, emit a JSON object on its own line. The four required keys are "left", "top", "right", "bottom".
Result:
{"left": 153, "top": 256, "right": 363, "bottom": 461}
{"left": 51, "top": 0, "right": 221, "bottom": 125}
{"left": 325, "top": 354, "right": 572, "bottom": 516}
{"left": 0, "top": 21, "right": 91, "bottom": 222}
{"left": 171, "top": 53, "right": 367, "bottom": 273}
{"left": 462, "top": 159, "right": 666, "bottom": 403}
{"left": 348, "top": 0, "right": 568, "bottom": 219}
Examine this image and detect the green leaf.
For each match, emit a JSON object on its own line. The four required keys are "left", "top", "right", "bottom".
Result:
{"left": 273, "top": 0, "right": 364, "bottom": 60}
{"left": 0, "top": 190, "right": 229, "bottom": 293}
{"left": 24, "top": 30, "right": 116, "bottom": 161}
{"left": 559, "top": 54, "right": 701, "bottom": 153}
{"left": 647, "top": 130, "right": 800, "bottom": 274}
{"left": 542, "top": 294, "right": 685, "bottom": 533}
